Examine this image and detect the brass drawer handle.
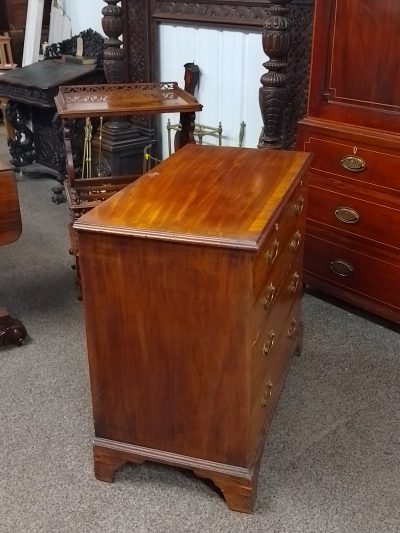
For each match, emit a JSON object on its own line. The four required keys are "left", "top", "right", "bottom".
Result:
{"left": 287, "top": 318, "right": 297, "bottom": 339}
{"left": 263, "top": 283, "right": 276, "bottom": 310}
{"left": 329, "top": 259, "right": 354, "bottom": 277}
{"left": 262, "top": 331, "right": 275, "bottom": 356}
{"left": 290, "top": 231, "right": 302, "bottom": 252}
{"left": 335, "top": 207, "right": 360, "bottom": 224}
{"left": 340, "top": 155, "right": 366, "bottom": 173}
{"left": 294, "top": 195, "right": 305, "bottom": 216}
{"left": 261, "top": 380, "right": 273, "bottom": 407}
{"left": 288, "top": 271, "right": 300, "bottom": 294}
{"left": 265, "top": 239, "right": 279, "bottom": 265}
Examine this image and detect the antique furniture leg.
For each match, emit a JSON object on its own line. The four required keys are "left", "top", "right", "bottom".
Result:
{"left": 92, "top": 439, "right": 259, "bottom": 513}
{"left": 0, "top": 307, "right": 27, "bottom": 347}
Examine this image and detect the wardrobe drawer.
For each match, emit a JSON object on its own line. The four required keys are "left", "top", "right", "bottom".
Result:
{"left": 304, "top": 234, "right": 400, "bottom": 310}
{"left": 308, "top": 185, "right": 400, "bottom": 249}
{"left": 305, "top": 136, "right": 400, "bottom": 191}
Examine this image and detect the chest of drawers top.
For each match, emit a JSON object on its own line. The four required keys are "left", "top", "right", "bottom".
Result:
{"left": 75, "top": 145, "right": 311, "bottom": 249}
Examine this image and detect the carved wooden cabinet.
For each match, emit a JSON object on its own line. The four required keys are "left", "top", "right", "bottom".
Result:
{"left": 297, "top": 0, "right": 400, "bottom": 323}
{"left": 75, "top": 145, "right": 311, "bottom": 513}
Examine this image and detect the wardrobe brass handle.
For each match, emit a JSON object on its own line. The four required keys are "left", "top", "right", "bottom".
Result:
{"left": 335, "top": 207, "right": 360, "bottom": 224}
{"left": 329, "top": 259, "right": 354, "bottom": 277}
{"left": 262, "top": 331, "right": 275, "bottom": 356}
{"left": 290, "top": 231, "right": 302, "bottom": 252}
{"left": 340, "top": 155, "right": 366, "bottom": 173}
{"left": 263, "top": 283, "right": 276, "bottom": 310}
{"left": 265, "top": 239, "right": 279, "bottom": 265}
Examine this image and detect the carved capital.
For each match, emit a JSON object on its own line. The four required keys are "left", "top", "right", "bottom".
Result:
{"left": 102, "top": 0, "right": 125, "bottom": 83}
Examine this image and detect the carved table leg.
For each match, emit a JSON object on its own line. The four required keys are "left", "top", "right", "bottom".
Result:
{"left": 0, "top": 306, "right": 27, "bottom": 347}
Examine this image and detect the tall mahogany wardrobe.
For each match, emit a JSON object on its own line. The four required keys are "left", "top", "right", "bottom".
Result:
{"left": 297, "top": 0, "right": 400, "bottom": 324}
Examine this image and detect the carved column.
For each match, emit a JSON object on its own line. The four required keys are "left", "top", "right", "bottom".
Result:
{"left": 92, "top": 0, "right": 156, "bottom": 176}
{"left": 102, "top": 0, "right": 125, "bottom": 84}
{"left": 258, "top": 0, "right": 293, "bottom": 150}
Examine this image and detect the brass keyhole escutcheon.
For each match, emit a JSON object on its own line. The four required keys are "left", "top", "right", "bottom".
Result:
{"left": 262, "top": 331, "right": 275, "bottom": 356}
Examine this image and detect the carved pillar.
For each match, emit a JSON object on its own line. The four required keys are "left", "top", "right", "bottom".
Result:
{"left": 102, "top": 0, "right": 125, "bottom": 84}
{"left": 258, "top": 0, "right": 294, "bottom": 150}
{"left": 96, "top": 0, "right": 156, "bottom": 175}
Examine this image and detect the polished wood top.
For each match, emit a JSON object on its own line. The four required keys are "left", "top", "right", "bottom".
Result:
{"left": 75, "top": 145, "right": 311, "bottom": 249}
{"left": 55, "top": 82, "right": 203, "bottom": 118}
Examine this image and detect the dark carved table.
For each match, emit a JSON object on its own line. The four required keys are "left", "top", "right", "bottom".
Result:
{"left": 0, "top": 60, "right": 100, "bottom": 180}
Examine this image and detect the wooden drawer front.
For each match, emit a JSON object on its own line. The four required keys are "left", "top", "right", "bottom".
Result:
{"left": 305, "top": 235, "right": 400, "bottom": 310}
{"left": 304, "top": 137, "right": 400, "bottom": 191}
{"left": 250, "top": 299, "right": 301, "bottom": 450}
{"left": 251, "top": 278, "right": 301, "bottom": 390}
{"left": 251, "top": 249, "right": 303, "bottom": 337}
{"left": 254, "top": 180, "right": 305, "bottom": 297}
{"left": 308, "top": 185, "right": 400, "bottom": 249}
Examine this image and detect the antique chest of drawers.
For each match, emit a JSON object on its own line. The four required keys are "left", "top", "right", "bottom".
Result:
{"left": 297, "top": 120, "right": 400, "bottom": 323}
{"left": 75, "top": 145, "right": 311, "bottom": 513}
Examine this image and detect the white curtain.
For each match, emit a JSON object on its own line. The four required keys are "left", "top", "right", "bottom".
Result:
{"left": 48, "top": 0, "right": 72, "bottom": 44}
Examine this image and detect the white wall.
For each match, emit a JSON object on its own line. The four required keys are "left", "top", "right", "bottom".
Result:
{"left": 67, "top": 0, "right": 104, "bottom": 36}
{"left": 158, "top": 24, "right": 265, "bottom": 159}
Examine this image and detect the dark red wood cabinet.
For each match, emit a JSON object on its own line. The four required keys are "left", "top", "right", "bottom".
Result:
{"left": 297, "top": 0, "right": 400, "bottom": 324}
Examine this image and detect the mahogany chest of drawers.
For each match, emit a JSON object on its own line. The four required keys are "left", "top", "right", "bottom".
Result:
{"left": 75, "top": 145, "right": 311, "bottom": 513}
{"left": 297, "top": 0, "right": 400, "bottom": 324}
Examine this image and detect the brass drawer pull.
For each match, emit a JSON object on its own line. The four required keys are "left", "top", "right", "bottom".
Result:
{"left": 262, "top": 331, "right": 275, "bottom": 356}
{"left": 340, "top": 155, "right": 366, "bottom": 173}
{"left": 329, "top": 259, "right": 354, "bottom": 277}
{"left": 265, "top": 239, "right": 279, "bottom": 265}
{"left": 294, "top": 195, "right": 305, "bottom": 216}
{"left": 335, "top": 207, "right": 360, "bottom": 224}
{"left": 287, "top": 318, "right": 297, "bottom": 339}
{"left": 288, "top": 271, "right": 300, "bottom": 294}
{"left": 261, "top": 380, "right": 273, "bottom": 407}
{"left": 263, "top": 283, "right": 276, "bottom": 309}
{"left": 290, "top": 231, "right": 302, "bottom": 252}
